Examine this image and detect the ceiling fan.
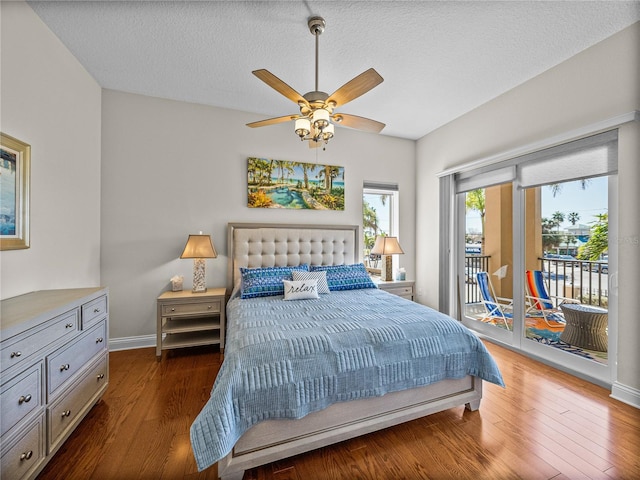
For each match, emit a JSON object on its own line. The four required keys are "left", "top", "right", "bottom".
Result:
{"left": 246, "top": 16, "right": 385, "bottom": 149}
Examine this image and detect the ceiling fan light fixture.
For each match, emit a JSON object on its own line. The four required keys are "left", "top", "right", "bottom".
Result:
{"left": 247, "top": 15, "right": 384, "bottom": 150}
{"left": 322, "top": 123, "right": 334, "bottom": 141}
{"left": 312, "top": 108, "right": 330, "bottom": 129}
{"left": 294, "top": 118, "right": 311, "bottom": 139}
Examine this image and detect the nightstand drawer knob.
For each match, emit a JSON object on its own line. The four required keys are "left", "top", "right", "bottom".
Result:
{"left": 96, "top": 337, "right": 104, "bottom": 343}
{"left": 171, "top": 308, "right": 176, "bottom": 312}
{"left": 10, "top": 351, "right": 22, "bottom": 358}
{"left": 65, "top": 323, "right": 74, "bottom": 328}
{"left": 208, "top": 305, "right": 212, "bottom": 309}
{"left": 18, "top": 394, "right": 32, "bottom": 404}
{"left": 94, "top": 308, "right": 101, "bottom": 313}
{"left": 97, "top": 373, "right": 105, "bottom": 380}
{"left": 61, "top": 409, "right": 71, "bottom": 418}
{"left": 60, "top": 364, "right": 70, "bottom": 371}
{"left": 20, "top": 450, "right": 33, "bottom": 461}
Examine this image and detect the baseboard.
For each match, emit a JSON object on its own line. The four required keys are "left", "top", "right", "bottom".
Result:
{"left": 109, "top": 334, "right": 156, "bottom": 351}
{"left": 611, "top": 382, "right": 640, "bottom": 409}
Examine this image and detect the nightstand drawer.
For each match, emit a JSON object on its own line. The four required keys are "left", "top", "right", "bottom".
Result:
{"left": 81, "top": 295, "right": 107, "bottom": 329}
{"left": 385, "top": 286, "right": 413, "bottom": 297}
{"left": 1, "top": 363, "right": 43, "bottom": 438}
{"left": 162, "top": 300, "right": 221, "bottom": 317}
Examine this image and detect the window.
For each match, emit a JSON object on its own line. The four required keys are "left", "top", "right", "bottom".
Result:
{"left": 363, "top": 182, "right": 399, "bottom": 271}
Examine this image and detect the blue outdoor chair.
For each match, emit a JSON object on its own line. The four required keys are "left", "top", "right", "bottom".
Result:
{"left": 476, "top": 271, "right": 513, "bottom": 331}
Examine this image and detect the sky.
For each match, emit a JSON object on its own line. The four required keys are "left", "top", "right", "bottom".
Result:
{"left": 466, "top": 177, "right": 608, "bottom": 234}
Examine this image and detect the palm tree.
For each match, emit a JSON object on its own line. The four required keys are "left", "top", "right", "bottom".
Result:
{"left": 551, "top": 211, "right": 565, "bottom": 233}
{"left": 465, "top": 189, "right": 486, "bottom": 249}
{"left": 549, "top": 179, "right": 590, "bottom": 197}
{"left": 568, "top": 212, "right": 580, "bottom": 225}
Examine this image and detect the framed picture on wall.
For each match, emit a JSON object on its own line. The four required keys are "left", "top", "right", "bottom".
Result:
{"left": 247, "top": 157, "right": 345, "bottom": 210}
{"left": 1, "top": 133, "right": 30, "bottom": 250}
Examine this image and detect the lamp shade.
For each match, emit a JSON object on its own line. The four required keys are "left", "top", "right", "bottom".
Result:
{"left": 370, "top": 236, "right": 404, "bottom": 255}
{"left": 180, "top": 234, "right": 217, "bottom": 259}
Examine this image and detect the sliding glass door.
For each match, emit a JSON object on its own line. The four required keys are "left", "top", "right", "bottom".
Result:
{"left": 450, "top": 130, "right": 617, "bottom": 384}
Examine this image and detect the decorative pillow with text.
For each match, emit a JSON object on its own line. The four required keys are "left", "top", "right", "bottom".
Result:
{"left": 283, "top": 279, "right": 319, "bottom": 300}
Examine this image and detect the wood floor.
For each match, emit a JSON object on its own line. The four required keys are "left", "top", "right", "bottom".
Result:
{"left": 37, "top": 341, "right": 640, "bottom": 480}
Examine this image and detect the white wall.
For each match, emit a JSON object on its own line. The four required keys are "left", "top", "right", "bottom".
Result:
{"left": 0, "top": 1, "right": 102, "bottom": 300}
{"left": 416, "top": 23, "right": 640, "bottom": 393}
{"left": 101, "top": 90, "right": 415, "bottom": 341}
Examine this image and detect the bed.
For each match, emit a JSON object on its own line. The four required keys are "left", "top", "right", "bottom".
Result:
{"left": 190, "top": 223, "right": 504, "bottom": 479}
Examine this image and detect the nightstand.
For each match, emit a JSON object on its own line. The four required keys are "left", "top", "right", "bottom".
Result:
{"left": 373, "top": 278, "right": 415, "bottom": 301}
{"left": 156, "top": 288, "right": 226, "bottom": 359}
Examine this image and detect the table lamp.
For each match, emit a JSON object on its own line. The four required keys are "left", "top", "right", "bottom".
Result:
{"left": 180, "top": 232, "right": 217, "bottom": 293}
{"left": 371, "top": 236, "right": 404, "bottom": 281}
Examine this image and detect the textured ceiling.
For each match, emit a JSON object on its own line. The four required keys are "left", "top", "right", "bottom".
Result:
{"left": 28, "top": 1, "right": 640, "bottom": 140}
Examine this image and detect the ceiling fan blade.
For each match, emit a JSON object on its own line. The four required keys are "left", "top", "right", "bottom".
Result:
{"left": 327, "top": 68, "right": 383, "bottom": 107}
{"left": 333, "top": 113, "right": 385, "bottom": 133}
{"left": 246, "top": 115, "right": 299, "bottom": 128}
{"left": 252, "top": 69, "right": 309, "bottom": 106}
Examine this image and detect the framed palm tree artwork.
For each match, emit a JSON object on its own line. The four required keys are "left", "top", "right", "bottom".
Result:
{"left": 247, "top": 157, "right": 344, "bottom": 211}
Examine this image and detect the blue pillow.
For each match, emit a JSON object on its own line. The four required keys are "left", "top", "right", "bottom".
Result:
{"left": 240, "top": 265, "right": 309, "bottom": 299}
{"left": 309, "top": 263, "right": 377, "bottom": 291}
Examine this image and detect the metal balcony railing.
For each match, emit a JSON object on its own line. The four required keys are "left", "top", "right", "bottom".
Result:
{"left": 537, "top": 258, "right": 608, "bottom": 308}
{"left": 463, "top": 257, "right": 608, "bottom": 308}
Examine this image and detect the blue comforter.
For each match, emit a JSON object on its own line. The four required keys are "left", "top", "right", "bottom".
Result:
{"left": 190, "top": 288, "right": 504, "bottom": 471}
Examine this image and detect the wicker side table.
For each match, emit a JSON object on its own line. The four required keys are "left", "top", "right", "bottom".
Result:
{"left": 559, "top": 303, "right": 608, "bottom": 352}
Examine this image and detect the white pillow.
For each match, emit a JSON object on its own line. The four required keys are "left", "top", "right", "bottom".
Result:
{"left": 283, "top": 279, "right": 319, "bottom": 300}
{"left": 292, "top": 270, "right": 330, "bottom": 294}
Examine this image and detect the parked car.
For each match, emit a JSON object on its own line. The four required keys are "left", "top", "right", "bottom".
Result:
{"left": 583, "top": 262, "right": 608, "bottom": 274}
{"left": 544, "top": 253, "right": 579, "bottom": 266}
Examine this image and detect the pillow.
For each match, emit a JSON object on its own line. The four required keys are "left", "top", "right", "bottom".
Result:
{"left": 240, "top": 265, "right": 309, "bottom": 299}
{"left": 310, "top": 263, "right": 377, "bottom": 291}
{"left": 283, "top": 279, "right": 319, "bottom": 300}
{"left": 292, "top": 270, "right": 330, "bottom": 294}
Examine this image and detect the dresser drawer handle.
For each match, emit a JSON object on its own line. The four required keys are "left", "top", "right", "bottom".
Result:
{"left": 207, "top": 305, "right": 212, "bottom": 309}
{"left": 97, "top": 373, "right": 105, "bottom": 380}
{"left": 20, "top": 450, "right": 33, "bottom": 461}
{"left": 60, "top": 364, "right": 70, "bottom": 371}
{"left": 18, "top": 394, "right": 32, "bottom": 405}
{"left": 61, "top": 409, "right": 71, "bottom": 418}
{"left": 10, "top": 351, "right": 22, "bottom": 358}
{"left": 96, "top": 337, "right": 104, "bottom": 343}
{"left": 65, "top": 323, "right": 74, "bottom": 328}
{"left": 93, "top": 308, "right": 101, "bottom": 313}
{"left": 170, "top": 307, "right": 176, "bottom": 312}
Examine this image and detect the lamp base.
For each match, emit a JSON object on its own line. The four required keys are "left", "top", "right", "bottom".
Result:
{"left": 381, "top": 255, "right": 393, "bottom": 281}
{"left": 192, "top": 258, "right": 207, "bottom": 293}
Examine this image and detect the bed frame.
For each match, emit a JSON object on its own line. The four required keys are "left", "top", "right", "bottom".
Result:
{"left": 218, "top": 223, "right": 483, "bottom": 480}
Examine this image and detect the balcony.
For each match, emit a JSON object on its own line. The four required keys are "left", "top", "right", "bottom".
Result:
{"left": 464, "top": 256, "right": 608, "bottom": 308}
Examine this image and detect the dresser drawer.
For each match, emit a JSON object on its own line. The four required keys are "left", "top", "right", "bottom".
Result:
{"left": 81, "top": 295, "right": 107, "bottom": 329}
{"left": 48, "top": 354, "right": 108, "bottom": 451}
{"left": 162, "top": 299, "right": 221, "bottom": 317}
{"left": 47, "top": 320, "right": 107, "bottom": 398}
{"left": 1, "top": 310, "right": 78, "bottom": 375}
{"left": 0, "top": 414, "right": 45, "bottom": 480}
{"left": 1, "top": 363, "right": 43, "bottom": 438}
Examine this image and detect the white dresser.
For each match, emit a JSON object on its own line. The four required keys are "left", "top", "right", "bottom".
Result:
{"left": 0, "top": 287, "right": 109, "bottom": 480}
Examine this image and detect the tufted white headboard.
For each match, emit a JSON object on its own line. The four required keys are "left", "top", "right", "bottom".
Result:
{"left": 227, "top": 223, "right": 359, "bottom": 292}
